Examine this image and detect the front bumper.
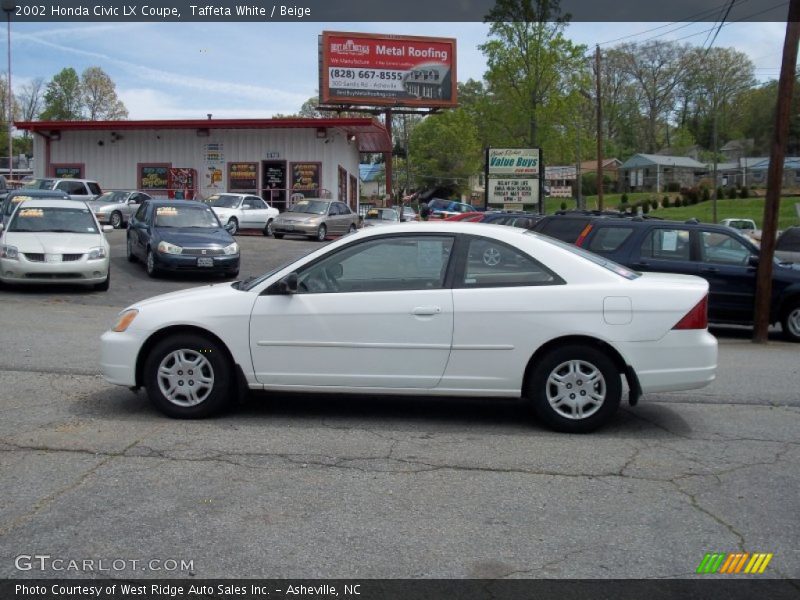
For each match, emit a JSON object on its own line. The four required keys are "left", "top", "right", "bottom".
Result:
{"left": 272, "top": 221, "right": 320, "bottom": 236}
{"left": 100, "top": 328, "right": 146, "bottom": 387}
{"left": 152, "top": 252, "right": 239, "bottom": 273}
{"left": 0, "top": 255, "right": 110, "bottom": 285}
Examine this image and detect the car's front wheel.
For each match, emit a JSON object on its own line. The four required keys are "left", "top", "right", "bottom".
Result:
{"left": 348, "top": 223, "right": 357, "bottom": 234}
{"left": 110, "top": 211, "right": 123, "bottom": 229}
{"left": 145, "top": 249, "right": 159, "bottom": 278}
{"left": 143, "top": 334, "right": 231, "bottom": 418}
{"left": 315, "top": 224, "right": 327, "bottom": 242}
{"left": 781, "top": 300, "right": 800, "bottom": 342}
{"left": 526, "top": 345, "right": 621, "bottom": 433}
{"left": 227, "top": 218, "right": 239, "bottom": 235}
{"left": 126, "top": 235, "right": 137, "bottom": 262}
{"left": 263, "top": 219, "right": 274, "bottom": 236}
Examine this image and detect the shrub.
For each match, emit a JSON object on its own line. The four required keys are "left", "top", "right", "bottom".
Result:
{"left": 682, "top": 198, "right": 690, "bottom": 207}
{"left": 727, "top": 186, "right": 738, "bottom": 199}
{"left": 666, "top": 182, "right": 681, "bottom": 193}
{"left": 662, "top": 196, "right": 670, "bottom": 208}
{"left": 560, "top": 201, "right": 567, "bottom": 210}
{"left": 702, "top": 187, "right": 710, "bottom": 202}
{"left": 642, "top": 203, "right": 650, "bottom": 214}
{"left": 717, "top": 186, "right": 725, "bottom": 200}
{"left": 620, "top": 193, "right": 629, "bottom": 204}
{"left": 674, "top": 197, "right": 682, "bottom": 208}
{"left": 740, "top": 186, "right": 750, "bottom": 199}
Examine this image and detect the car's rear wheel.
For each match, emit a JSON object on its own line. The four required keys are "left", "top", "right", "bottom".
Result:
{"left": 316, "top": 224, "right": 327, "bottom": 241}
{"left": 526, "top": 345, "right": 621, "bottom": 433}
{"left": 781, "top": 301, "right": 800, "bottom": 342}
{"left": 126, "top": 235, "right": 137, "bottom": 262}
{"left": 110, "top": 211, "right": 123, "bottom": 229}
{"left": 348, "top": 223, "right": 357, "bottom": 234}
{"left": 227, "top": 218, "right": 239, "bottom": 235}
{"left": 143, "top": 334, "right": 231, "bottom": 418}
{"left": 263, "top": 219, "right": 274, "bottom": 236}
{"left": 146, "top": 249, "right": 159, "bottom": 278}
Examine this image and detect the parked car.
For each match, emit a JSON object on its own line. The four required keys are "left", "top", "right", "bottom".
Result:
{"left": 362, "top": 207, "right": 400, "bottom": 227}
{"left": 775, "top": 226, "right": 800, "bottom": 263}
{"left": 530, "top": 210, "right": 632, "bottom": 243}
{"left": 400, "top": 206, "right": 418, "bottom": 221}
{"left": 478, "top": 211, "right": 542, "bottom": 229}
{"left": 21, "top": 178, "right": 102, "bottom": 201}
{"left": 427, "top": 198, "right": 477, "bottom": 219}
{"left": 100, "top": 222, "right": 717, "bottom": 433}
{"left": 206, "top": 193, "right": 279, "bottom": 236}
{"left": 721, "top": 218, "right": 761, "bottom": 242}
{"left": 0, "top": 198, "right": 111, "bottom": 290}
{"left": 86, "top": 190, "right": 152, "bottom": 229}
{"left": 443, "top": 211, "right": 485, "bottom": 222}
{"left": 126, "top": 199, "right": 239, "bottom": 278}
{"left": 271, "top": 199, "right": 359, "bottom": 241}
{"left": 573, "top": 217, "right": 800, "bottom": 342}
{"left": 1, "top": 189, "right": 70, "bottom": 230}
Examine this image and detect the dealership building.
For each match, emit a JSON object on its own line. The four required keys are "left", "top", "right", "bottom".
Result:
{"left": 15, "top": 117, "right": 392, "bottom": 211}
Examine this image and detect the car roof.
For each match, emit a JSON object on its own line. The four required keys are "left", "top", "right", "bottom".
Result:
{"left": 149, "top": 199, "right": 211, "bottom": 207}
{"left": 7, "top": 188, "right": 69, "bottom": 198}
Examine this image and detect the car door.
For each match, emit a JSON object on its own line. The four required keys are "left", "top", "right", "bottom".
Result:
{"left": 249, "top": 234, "right": 456, "bottom": 389}
{"left": 325, "top": 202, "right": 343, "bottom": 234}
{"left": 124, "top": 193, "right": 148, "bottom": 221}
{"left": 128, "top": 201, "right": 152, "bottom": 259}
{"left": 629, "top": 226, "right": 698, "bottom": 278}
{"left": 243, "top": 196, "right": 269, "bottom": 229}
{"left": 695, "top": 229, "right": 757, "bottom": 323}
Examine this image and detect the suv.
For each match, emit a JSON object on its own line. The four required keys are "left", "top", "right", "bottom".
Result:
{"left": 775, "top": 226, "right": 800, "bottom": 263}
{"left": 21, "top": 178, "right": 102, "bottom": 201}
{"left": 572, "top": 217, "right": 800, "bottom": 341}
{"left": 530, "top": 210, "right": 649, "bottom": 243}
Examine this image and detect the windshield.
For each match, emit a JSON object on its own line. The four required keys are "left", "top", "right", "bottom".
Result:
{"left": 208, "top": 195, "right": 242, "bottom": 209}
{"left": 21, "top": 178, "right": 56, "bottom": 190}
{"left": 9, "top": 206, "right": 99, "bottom": 233}
{"left": 93, "top": 191, "right": 128, "bottom": 204}
{"left": 525, "top": 231, "right": 641, "bottom": 280}
{"left": 365, "top": 209, "right": 398, "bottom": 221}
{"left": 154, "top": 205, "right": 221, "bottom": 228}
{"left": 288, "top": 200, "right": 328, "bottom": 215}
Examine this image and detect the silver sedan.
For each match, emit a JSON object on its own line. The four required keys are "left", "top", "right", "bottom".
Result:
{"left": 86, "top": 191, "right": 152, "bottom": 229}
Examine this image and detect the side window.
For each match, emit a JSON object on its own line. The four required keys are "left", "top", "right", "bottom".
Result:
{"left": 297, "top": 236, "right": 454, "bottom": 294}
{"left": 339, "top": 202, "right": 352, "bottom": 214}
{"left": 87, "top": 182, "right": 102, "bottom": 195}
{"left": 587, "top": 227, "right": 634, "bottom": 254}
{"left": 700, "top": 231, "right": 751, "bottom": 265}
{"left": 639, "top": 228, "right": 691, "bottom": 261}
{"left": 56, "top": 181, "right": 87, "bottom": 195}
{"left": 250, "top": 197, "right": 267, "bottom": 209}
{"left": 241, "top": 197, "right": 254, "bottom": 209}
{"left": 134, "top": 201, "right": 149, "bottom": 221}
{"left": 463, "top": 237, "right": 561, "bottom": 288}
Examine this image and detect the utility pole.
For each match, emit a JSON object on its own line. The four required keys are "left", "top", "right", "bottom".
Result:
{"left": 753, "top": 0, "right": 800, "bottom": 344}
{"left": 595, "top": 45, "right": 604, "bottom": 211}
{"left": 712, "top": 110, "right": 719, "bottom": 223}
{"left": 384, "top": 108, "right": 393, "bottom": 207}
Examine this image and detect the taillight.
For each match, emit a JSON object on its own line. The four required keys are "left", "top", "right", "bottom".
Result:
{"left": 575, "top": 224, "right": 593, "bottom": 247}
{"left": 673, "top": 295, "right": 708, "bottom": 330}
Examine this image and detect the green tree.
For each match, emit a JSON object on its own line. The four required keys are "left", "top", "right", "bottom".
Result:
{"left": 81, "top": 66, "right": 128, "bottom": 120}
{"left": 40, "top": 68, "right": 83, "bottom": 120}
{"left": 408, "top": 109, "right": 482, "bottom": 195}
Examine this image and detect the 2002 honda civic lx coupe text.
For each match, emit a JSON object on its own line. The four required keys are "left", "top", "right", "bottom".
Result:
{"left": 100, "top": 222, "right": 717, "bottom": 432}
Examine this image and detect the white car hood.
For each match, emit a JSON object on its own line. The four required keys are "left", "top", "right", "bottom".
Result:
{"left": 2, "top": 231, "right": 104, "bottom": 253}
{"left": 131, "top": 281, "right": 245, "bottom": 311}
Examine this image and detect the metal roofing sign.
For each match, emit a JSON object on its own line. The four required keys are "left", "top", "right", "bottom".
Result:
{"left": 320, "top": 31, "right": 457, "bottom": 108}
{"left": 487, "top": 148, "right": 541, "bottom": 176}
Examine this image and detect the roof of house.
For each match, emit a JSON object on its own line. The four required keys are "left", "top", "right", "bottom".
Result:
{"left": 580, "top": 158, "right": 622, "bottom": 172}
{"left": 621, "top": 154, "right": 707, "bottom": 170}
{"left": 14, "top": 117, "right": 393, "bottom": 153}
{"left": 748, "top": 157, "right": 800, "bottom": 170}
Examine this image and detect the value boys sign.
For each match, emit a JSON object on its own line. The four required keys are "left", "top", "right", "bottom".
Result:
{"left": 485, "top": 148, "right": 543, "bottom": 211}
{"left": 320, "top": 31, "right": 457, "bottom": 108}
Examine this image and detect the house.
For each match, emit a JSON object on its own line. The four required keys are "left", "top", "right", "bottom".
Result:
{"left": 720, "top": 139, "right": 754, "bottom": 162}
{"left": 579, "top": 158, "right": 622, "bottom": 192}
{"left": 746, "top": 157, "right": 800, "bottom": 189}
{"left": 619, "top": 154, "right": 707, "bottom": 192}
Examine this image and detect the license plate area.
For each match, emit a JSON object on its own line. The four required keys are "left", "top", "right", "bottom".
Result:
{"left": 45, "top": 254, "right": 62, "bottom": 263}
{"left": 197, "top": 257, "right": 214, "bottom": 267}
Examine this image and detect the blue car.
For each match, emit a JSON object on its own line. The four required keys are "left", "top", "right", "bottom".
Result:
{"left": 126, "top": 200, "right": 240, "bottom": 278}
{"left": 1, "top": 188, "right": 70, "bottom": 230}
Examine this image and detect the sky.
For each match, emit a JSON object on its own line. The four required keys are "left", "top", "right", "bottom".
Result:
{"left": 4, "top": 20, "right": 790, "bottom": 121}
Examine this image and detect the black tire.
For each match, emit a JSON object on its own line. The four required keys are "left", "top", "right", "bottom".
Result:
{"left": 526, "top": 345, "right": 621, "bottom": 433}
{"left": 94, "top": 269, "right": 110, "bottom": 291}
{"left": 227, "top": 218, "right": 238, "bottom": 235}
{"left": 263, "top": 219, "right": 273, "bottom": 236}
{"left": 273, "top": 233, "right": 284, "bottom": 239}
{"left": 316, "top": 224, "right": 327, "bottom": 242}
{"left": 110, "top": 211, "right": 123, "bottom": 229}
{"left": 126, "top": 235, "right": 137, "bottom": 263}
{"left": 348, "top": 223, "right": 357, "bottom": 234}
{"left": 143, "top": 334, "right": 231, "bottom": 418}
{"left": 780, "top": 301, "right": 800, "bottom": 343}
{"left": 145, "top": 249, "right": 159, "bottom": 278}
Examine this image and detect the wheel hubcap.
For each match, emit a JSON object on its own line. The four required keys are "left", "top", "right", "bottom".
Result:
{"left": 483, "top": 247, "right": 502, "bottom": 267}
{"left": 112, "top": 213, "right": 121, "bottom": 227}
{"left": 318, "top": 226, "right": 326, "bottom": 240}
{"left": 788, "top": 308, "right": 800, "bottom": 337}
{"left": 157, "top": 349, "right": 214, "bottom": 407}
{"left": 147, "top": 252, "right": 154, "bottom": 272}
{"left": 546, "top": 359, "right": 606, "bottom": 420}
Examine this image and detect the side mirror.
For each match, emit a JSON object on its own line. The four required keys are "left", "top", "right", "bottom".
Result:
{"left": 266, "top": 272, "right": 298, "bottom": 295}
{"left": 102, "top": 225, "right": 114, "bottom": 232}
{"left": 748, "top": 255, "right": 759, "bottom": 267}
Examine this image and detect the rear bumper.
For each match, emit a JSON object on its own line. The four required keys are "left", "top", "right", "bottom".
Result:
{"left": 620, "top": 330, "right": 718, "bottom": 394}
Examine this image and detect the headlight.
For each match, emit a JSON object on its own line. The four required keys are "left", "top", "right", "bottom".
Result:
{"left": 112, "top": 309, "right": 139, "bottom": 332}
{"left": 0, "top": 244, "right": 18, "bottom": 260}
{"left": 223, "top": 242, "right": 239, "bottom": 255}
{"left": 95, "top": 212, "right": 106, "bottom": 217}
{"left": 88, "top": 246, "right": 107, "bottom": 260}
{"left": 157, "top": 241, "right": 183, "bottom": 255}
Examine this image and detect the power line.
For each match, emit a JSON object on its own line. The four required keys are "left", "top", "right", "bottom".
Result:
{"left": 703, "top": 0, "right": 737, "bottom": 54}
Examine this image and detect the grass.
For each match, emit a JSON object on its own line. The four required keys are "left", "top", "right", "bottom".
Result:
{"left": 548, "top": 195, "right": 800, "bottom": 230}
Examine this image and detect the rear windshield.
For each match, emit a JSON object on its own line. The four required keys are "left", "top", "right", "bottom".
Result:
{"left": 526, "top": 231, "right": 641, "bottom": 280}
{"left": 535, "top": 217, "right": 590, "bottom": 243}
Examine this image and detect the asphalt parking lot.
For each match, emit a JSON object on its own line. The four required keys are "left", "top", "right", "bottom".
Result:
{"left": 0, "top": 229, "right": 798, "bottom": 579}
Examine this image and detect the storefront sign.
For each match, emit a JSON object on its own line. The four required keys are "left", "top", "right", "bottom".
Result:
{"left": 487, "top": 178, "right": 539, "bottom": 205}
{"left": 138, "top": 164, "right": 170, "bottom": 191}
{"left": 228, "top": 162, "right": 258, "bottom": 191}
{"left": 52, "top": 165, "right": 83, "bottom": 179}
{"left": 320, "top": 31, "right": 457, "bottom": 108}
{"left": 487, "top": 148, "right": 541, "bottom": 176}
{"left": 290, "top": 162, "right": 322, "bottom": 196}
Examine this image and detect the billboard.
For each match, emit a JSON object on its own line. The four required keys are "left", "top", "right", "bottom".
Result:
{"left": 485, "top": 147, "right": 543, "bottom": 212}
{"left": 320, "top": 31, "right": 457, "bottom": 108}
{"left": 487, "top": 148, "right": 541, "bottom": 176}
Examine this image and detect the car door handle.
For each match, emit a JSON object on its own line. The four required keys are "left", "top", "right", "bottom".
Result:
{"left": 701, "top": 267, "right": 719, "bottom": 274}
{"left": 632, "top": 261, "right": 649, "bottom": 268}
{"left": 412, "top": 306, "right": 441, "bottom": 316}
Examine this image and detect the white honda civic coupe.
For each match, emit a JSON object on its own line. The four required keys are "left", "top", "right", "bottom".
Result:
{"left": 100, "top": 222, "right": 717, "bottom": 432}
